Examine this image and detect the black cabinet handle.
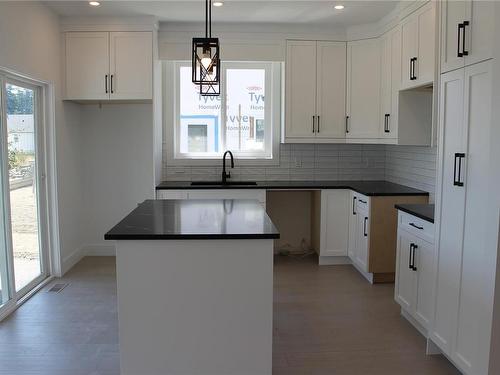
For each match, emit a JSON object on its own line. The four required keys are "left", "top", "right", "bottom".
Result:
{"left": 317, "top": 115, "right": 320, "bottom": 133}
{"left": 384, "top": 114, "right": 390, "bottom": 133}
{"left": 410, "top": 57, "right": 417, "bottom": 80}
{"left": 105, "top": 74, "right": 108, "bottom": 94}
{"left": 409, "top": 243, "right": 414, "bottom": 270}
{"left": 457, "top": 23, "right": 464, "bottom": 57}
{"left": 412, "top": 244, "right": 418, "bottom": 271}
{"left": 359, "top": 199, "right": 367, "bottom": 204}
{"left": 454, "top": 153, "right": 465, "bottom": 186}
{"left": 462, "top": 21, "right": 469, "bottom": 56}
{"left": 110, "top": 74, "right": 114, "bottom": 94}
{"left": 363, "top": 217, "right": 368, "bottom": 237}
{"left": 345, "top": 116, "right": 349, "bottom": 133}
{"left": 352, "top": 197, "right": 357, "bottom": 215}
{"left": 312, "top": 116, "right": 315, "bottom": 133}
{"left": 409, "top": 222, "right": 424, "bottom": 230}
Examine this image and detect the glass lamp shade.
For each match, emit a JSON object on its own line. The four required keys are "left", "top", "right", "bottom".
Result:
{"left": 192, "top": 37, "right": 220, "bottom": 85}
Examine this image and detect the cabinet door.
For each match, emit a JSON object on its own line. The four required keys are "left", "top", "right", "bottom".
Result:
{"left": 355, "top": 207, "right": 369, "bottom": 272}
{"left": 65, "top": 32, "right": 109, "bottom": 100}
{"left": 395, "top": 229, "right": 416, "bottom": 312}
{"left": 346, "top": 39, "right": 381, "bottom": 139}
{"left": 401, "top": 14, "right": 418, "bottom": 89}
{"left": 347, "top": 193, "right": 358, "bottom": 261}
{"left": 453, "top": 60, "right": 492, "bottom": 375}
{"left": 285, "top": 41, "right": 317, "bottom": 138}
{"left": 415, "top": 2, "right": 436, "bottom": 86}
{"left": 109, "top": 32, "right": 153, "bottom": 100}
{"left": 413, "top": 238, "right": 435, "bottom": 330}
{"left": 464, "top": 0, "right": 495, "bottom": 67}
{"left": 320, "top": 190, "right": 349, "bottom": 256}
{"left": 380, "top": 27, "right": 401, "bottom": 141}
{"left": 432, "top": 68, "right": 466, "bottom": 354}
{"left": 440, "top": 0, "right": 466, "bottom": 73}
{"left": 316, "top": 42, "right": 346, "bottom": 139}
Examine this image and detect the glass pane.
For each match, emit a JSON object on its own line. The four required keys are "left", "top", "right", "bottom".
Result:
{"left": 225, "top": 68, "right": 266, "bottom": 152}
{"left": 5, "top": 83, "right": 42, "bottom": 291}
{"left": 179, "top": 66, "right": 221, "bottom": 155}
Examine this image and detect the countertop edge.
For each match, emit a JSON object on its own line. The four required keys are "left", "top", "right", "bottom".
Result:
{"left": 395, "top": 204, "right": 435, "bottom": 223}
{"left": 105, "top": 233, "right": 280, "bottom": 240}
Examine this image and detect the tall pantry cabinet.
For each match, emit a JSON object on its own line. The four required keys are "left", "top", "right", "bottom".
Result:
{"left": 433, "top": 59, "right": 494, "bottom": 375}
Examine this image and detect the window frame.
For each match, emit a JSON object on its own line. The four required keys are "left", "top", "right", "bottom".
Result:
{"left": 164, "top": 60, "right": 281, "bottom": 166}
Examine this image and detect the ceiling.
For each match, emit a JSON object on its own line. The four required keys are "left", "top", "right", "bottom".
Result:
{"left": 44, "top": 0, "right": 400, "bottom": 27}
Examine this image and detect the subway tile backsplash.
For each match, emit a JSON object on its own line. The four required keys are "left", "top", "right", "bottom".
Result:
{"left": 162, "top": 143, "right": 437, "bottom": 200}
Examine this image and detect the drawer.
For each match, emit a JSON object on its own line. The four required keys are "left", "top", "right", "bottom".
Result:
{"left": 398, "top": 211, "right": 434, "bottom": 243}
{"left": 156, "top": 190, "right": 189, "bottom": 200}
{"left": 355, "top": 193, "right": 370, "bottom": 212}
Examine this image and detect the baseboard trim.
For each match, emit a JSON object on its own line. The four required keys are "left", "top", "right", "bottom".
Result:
{"left": 83, "top": 243, "right": 116, "bottom": 257}
{"left": 61, "top": 246, "right": 85, "bottom": 275}
{"left": 318, "top": 256, "right": 351, "bottom": 265}
{"left": 351, "top": 261, "right": 374, "bottom": 284}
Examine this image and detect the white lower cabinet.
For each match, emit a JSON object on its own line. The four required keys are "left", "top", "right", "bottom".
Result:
{"left": 348, "top": 192, "right": 370, "bottom": 276}
{"left": 318, "top": 190, "right": 350, "bottom": 257}
{"left": 395, "top": 211, "right": 435, "bottom": 333}
{"left": 156, "top": 189, "right": 267, "bottom": 207}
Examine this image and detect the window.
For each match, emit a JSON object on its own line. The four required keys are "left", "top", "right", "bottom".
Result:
{"left": 167, "top": 61, "right": 280, "bottom": 164}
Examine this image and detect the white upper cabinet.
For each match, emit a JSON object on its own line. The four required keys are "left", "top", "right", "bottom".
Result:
{"left": 380, "top": 26, "right": 401, "bottom": 141}
{"left": 316, "top": 42, "right": 347, "bottom": 139}
{"left": 346, "top": 39, "right": 381, "bottom": 140}
{"left": 285, "top": 40, "right": 346, "bottom": 141}
{"left": 65, "top": 32, "right": 110, "bottom": 101}
{"left": 401, "top": 2, "right": 436, "bottom": 89}
{"left": 65, "top": 31, "right": 153, "bottom": 101}
{"left": 441, "top": 0, "right": 494, "bottom": 74}
{"left": 285, "top": 41, "right": 317, "bottom": 139}
{"left": 109, "top": 32, "right": 153, "bottom": 100}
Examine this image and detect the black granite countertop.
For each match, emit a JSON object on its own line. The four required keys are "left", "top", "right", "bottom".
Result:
{"left": 156, "top": 180, "right": 429, "bottom": 197}
{"left": 104, "top": 199, "right": 280, "bottom": 240}
{"left": 395, "top": 204, "right": 435, "bottom": 223}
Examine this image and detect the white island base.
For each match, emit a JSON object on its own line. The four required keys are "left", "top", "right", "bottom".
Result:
{"left": 115, "top": 239, "right": 274, "bottom": 375}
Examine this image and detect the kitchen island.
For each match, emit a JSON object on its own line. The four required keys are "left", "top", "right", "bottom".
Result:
{"left": 105, "top": 199, "right": 279, "bottom": 375}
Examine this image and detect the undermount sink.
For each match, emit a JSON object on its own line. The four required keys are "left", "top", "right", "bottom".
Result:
{"left": 190, "top": 181, "right": 258, "bottom": 186}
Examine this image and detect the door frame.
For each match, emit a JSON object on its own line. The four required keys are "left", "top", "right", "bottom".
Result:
{"left": 0, "top": 68, "right": 59, "bottom": 320}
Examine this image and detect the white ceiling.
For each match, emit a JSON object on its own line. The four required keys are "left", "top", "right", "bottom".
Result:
{"left": 44, "top": 0, "right": 400, "bottom": 27}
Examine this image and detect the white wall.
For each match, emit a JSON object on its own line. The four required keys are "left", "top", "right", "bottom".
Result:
{"left": 79, "top": 104, "right": 155, "bottom": 253}
{"left": 0, "top": 2, "right": 85, "bottom": 275}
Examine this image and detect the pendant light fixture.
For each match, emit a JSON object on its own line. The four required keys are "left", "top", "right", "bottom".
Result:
{"left": 192, "top": 0, "right": 220, "bottom": 96}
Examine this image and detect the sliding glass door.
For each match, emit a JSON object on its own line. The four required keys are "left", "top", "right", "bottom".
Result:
{"left": 0, "top": 74, "right": 48, "bottom": 313}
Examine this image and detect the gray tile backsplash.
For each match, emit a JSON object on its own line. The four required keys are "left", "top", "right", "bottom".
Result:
{"left": 162, "top": 143, "right": 437, "bottom": 199}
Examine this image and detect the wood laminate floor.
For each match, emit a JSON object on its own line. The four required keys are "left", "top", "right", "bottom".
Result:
{"left": 0, "top": 255, "right": 461, "bottom": 375}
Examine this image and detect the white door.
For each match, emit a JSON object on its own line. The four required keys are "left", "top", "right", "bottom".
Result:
{"left": 355, "top": 206, "right": 369, "bottom": 272}
{"left": 316, "top": 42, "right": 346, "bottom": 139}
{"left": 440, "top": 0, "right": 467, "bottom": 73}
{"left": 346, "top": 39, "right": 381, "bottom": 140}
{"left": 380, "top": 26, "right": 401, "bottom": 141}
{"left": 285, "top": 41, "right": 317, "bottom": 138}
{"left": 432, "top": 68, "right": 466, "bottom": 353}
{"left": 65, "top": 32, "right": 109, "bottom": 100}
{"left": 347, "top": 192, "right": 358, "bottom": 261}
{"left": 464, "top": 0, "right": 495, "bottom": 67}
{"left": 320, "top": 190, "right": 349, "bottom": 257}
{"left": 395, "top": 229, "right": 416, "bottom": 312}
{"left": 109, "top": 32, "right": 153, "bottom": 100}
{"left": 415, "top": 2, "right": 436, "bottom": 86}
{"left": 453, "top": 60, "right": 492, "bottom": 375}
{"left": 401, "top": 13, "right": 418, "bottom": 89}
{"left": 413, "top": 238, "right": 435, "bottom": 330}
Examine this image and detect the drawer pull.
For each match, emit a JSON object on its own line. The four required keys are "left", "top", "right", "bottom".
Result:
{"left": 352, "top": 197, "right": 357, "bottom": 215}
{"left": 359, "top": 199, "right": 367, "bottom": 204}
{"left": 409, "top": 222, "right": 424, "bottom": 230}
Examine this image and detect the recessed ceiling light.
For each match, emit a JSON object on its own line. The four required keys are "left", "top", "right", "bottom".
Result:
{"left": 334, "top": 4, "right": 345, "bottom": 10}
{"left": 213, "top": 1, "right": 224, "bottom": 6}
{"left": 89, "top": 1, "right": 100, "bottom": 6}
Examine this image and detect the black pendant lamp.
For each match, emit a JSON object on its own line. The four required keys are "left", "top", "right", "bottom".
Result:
{"left": 192, "top": 0, "right": 220, "bottom": 96}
